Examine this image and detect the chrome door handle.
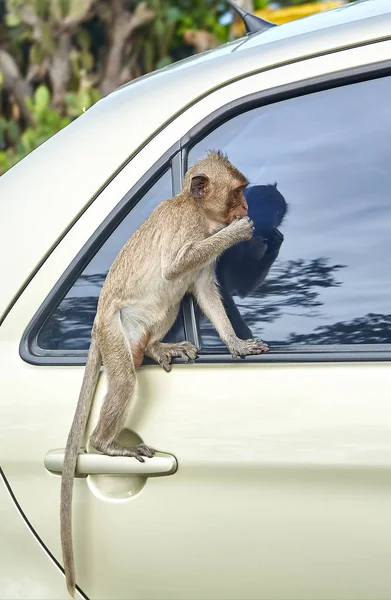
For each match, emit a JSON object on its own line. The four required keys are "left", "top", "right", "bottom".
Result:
{"left": 44, "top": 449, "right": 177, "bottom": 478}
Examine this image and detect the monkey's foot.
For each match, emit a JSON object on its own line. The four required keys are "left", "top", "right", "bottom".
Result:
{"left": 228, "top": 337, "right": 269, "bottom": 359}
{"left": 90, "top": 439, "right": 155, "bottom": 463}
{"left": 145, "top": 341, "right": 198, "bottom": 373}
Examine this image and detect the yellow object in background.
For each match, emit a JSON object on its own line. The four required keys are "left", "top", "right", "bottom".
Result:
{"left": 233, "top": 1, "right": 346, "bottom": 35}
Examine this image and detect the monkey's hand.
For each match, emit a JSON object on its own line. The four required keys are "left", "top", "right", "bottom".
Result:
{"left": 228, "top": 337, "right": 269, "bottom": 358}
{"left": 226, "top": 216, "right": 255, "bottom": 243}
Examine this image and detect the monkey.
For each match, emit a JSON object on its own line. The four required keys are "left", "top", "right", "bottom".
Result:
{"left": 215, "top": 183, "right": 287, "bottom": 340}
{"left": 60, "top": 150, "right": 269, "bottom": 597}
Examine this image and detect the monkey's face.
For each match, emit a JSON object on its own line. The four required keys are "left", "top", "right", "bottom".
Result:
{"left": 203, "top": 180, "right": 249, "bottom": 226}
{"left": 186, "top": 151, "right": 249, "bottom": 224}
{"left": 226, "top": 183, "right": 249, "bottom": 223}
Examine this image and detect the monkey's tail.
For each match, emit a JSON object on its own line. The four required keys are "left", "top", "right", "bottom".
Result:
{"left": 60, "top": 336, "right": 101, "bottom": 598}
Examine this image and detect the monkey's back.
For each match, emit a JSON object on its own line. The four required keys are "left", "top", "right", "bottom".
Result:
{"left": 96, "top": 195, "right": 204, "bottom": 319}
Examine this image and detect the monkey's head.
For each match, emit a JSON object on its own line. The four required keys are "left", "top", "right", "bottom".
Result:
{"left": 184, "top": 150, "right": 249, "bottom": 225}
{"left": 245, "top": 183, "right": 288, "bottom": 237}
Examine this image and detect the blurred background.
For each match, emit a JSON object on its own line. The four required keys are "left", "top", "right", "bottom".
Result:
{"left": 0, "top": 0, "right": 352, "bottom": 175}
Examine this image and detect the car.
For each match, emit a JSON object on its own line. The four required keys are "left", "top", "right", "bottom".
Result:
{"left": 1, "top": 0, "right": 391, "bottom": 598}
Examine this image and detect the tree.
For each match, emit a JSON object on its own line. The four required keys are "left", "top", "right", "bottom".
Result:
{"left": 3, "top": 0, "right": 156, "bottom": 110}
{"left": 0, "top": 0, "right": 230, "bottom": 174}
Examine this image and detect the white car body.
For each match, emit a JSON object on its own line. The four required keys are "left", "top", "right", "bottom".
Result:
{"left": 1, "top": 1, "right": 391, "bottom": 598}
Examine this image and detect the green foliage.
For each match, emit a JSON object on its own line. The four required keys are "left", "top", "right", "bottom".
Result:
{"left": 0, "top": 85, "right": 67, "bottom": 173}
{"left": 174, "top": 0, "right": 229, "bottom": 40}
{"left": 0, "top": 83, "right": 99, "bottom": 174}
{"left": 0, "top": 0, "right": 232, "bottom": 175}
{"left": 5, "top": 0, "right": 96, "bottom": 77}
{"left": 138, "top": 0, "right": 229, "bottom": 73}
{"left": 253, "top": 0, "right": 269, "bottom": 10}
{"left": 65, "top": 82, "right": 100, "bottom": 118}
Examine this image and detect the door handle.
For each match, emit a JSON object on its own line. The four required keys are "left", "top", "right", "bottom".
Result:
{"left": 44, "top": 449, "right": 177, "bottom": 478}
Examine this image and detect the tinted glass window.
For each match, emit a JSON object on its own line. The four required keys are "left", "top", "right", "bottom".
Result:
{"left": 38, "top": 169, "right": 185, "bottom": 350}
{"left": 188, "top": 76, "right": 391, "bottom": 349}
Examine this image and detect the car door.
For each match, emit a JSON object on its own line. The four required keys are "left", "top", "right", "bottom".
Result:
{"left": 1, "top": 40, "right": 391, "bottom": 600}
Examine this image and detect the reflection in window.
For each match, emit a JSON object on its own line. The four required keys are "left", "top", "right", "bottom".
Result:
{"left": 188, "top": 76, "right": 391, "bottom": 348}
{"left": 38, "top": 169, "right": 185, "bottom": 350}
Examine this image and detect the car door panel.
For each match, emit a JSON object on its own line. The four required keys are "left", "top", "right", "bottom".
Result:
{"left": 0, "top": 474, "right": 87, "bottom": 600}
{"left": 1, "top": 41, "right": 391, "bottom": 600}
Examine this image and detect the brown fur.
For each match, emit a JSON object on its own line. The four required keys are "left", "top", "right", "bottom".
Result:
{"left": 60, "top": 151, "right": 269, "bottom": 597}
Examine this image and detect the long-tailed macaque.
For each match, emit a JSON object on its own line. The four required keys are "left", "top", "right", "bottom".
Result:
{"left": 61, "top": 151, "right": 269, "bottom": 597}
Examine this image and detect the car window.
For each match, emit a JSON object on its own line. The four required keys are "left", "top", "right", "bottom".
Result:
{"left": 187, "top": 75, "right": 391, "bottom": 350}
{"left": 38, "top": 169, "right": 185, "bottom": 350}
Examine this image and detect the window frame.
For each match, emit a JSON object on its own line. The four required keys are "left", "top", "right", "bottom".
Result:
{"left": 181, "top": 60, "right": 391, "bottom": 363}
{"left": 19, "top": 142, "right": 190, "bottom": 366}
{"left": 20, "top": 59, "right": 391, "bottom": 366}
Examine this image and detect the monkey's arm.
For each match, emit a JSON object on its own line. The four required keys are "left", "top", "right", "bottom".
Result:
{"left": 215, "top": 252, "right": 253, "bottom": 339}
{"left": 218, "top": 282, "right": 253, "bottom": 340}
{"left": 192, "top": 270, "right": 268, "bottom": 356}
{"left": 162, "top": 218, "right": 252, "bottom": 281}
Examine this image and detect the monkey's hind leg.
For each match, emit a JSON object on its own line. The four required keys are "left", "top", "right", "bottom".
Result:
{"left": 146, "top": 341, "right": 198, "bottom": 372}
{"left": 144, "top": 303, "right": 197, "bottom": 372}
{"left": 89, "top": 315, "right": 155, "bottom": 462}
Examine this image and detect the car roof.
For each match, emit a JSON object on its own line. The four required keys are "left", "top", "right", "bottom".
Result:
{"left": 235, "top": 0, "right": 390, "bottom": 51}
{"left": 1, "top": 0, "right": 390, "bottom": 322}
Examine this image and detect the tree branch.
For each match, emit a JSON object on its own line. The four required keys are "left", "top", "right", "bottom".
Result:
{"left": 100, "top": 1, "right": 154, "bottom": 96}
{"left": 0, "top": 49, "right": 34, "bottom": 125}
{"left": 125, "top": 1, "right": 155, "bottom": 38}
{"left": 62, "top": 0, "right": 98, "bottom": 32}
{"left": 18, "top": 4, "right": 42, "bottom": 41}
{"left": 48, "top": 33, "right": 72, "bottom": 111}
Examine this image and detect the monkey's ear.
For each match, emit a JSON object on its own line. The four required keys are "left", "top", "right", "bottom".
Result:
{"left": 190, "top": 174, "right": 209, "bottom": 200}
